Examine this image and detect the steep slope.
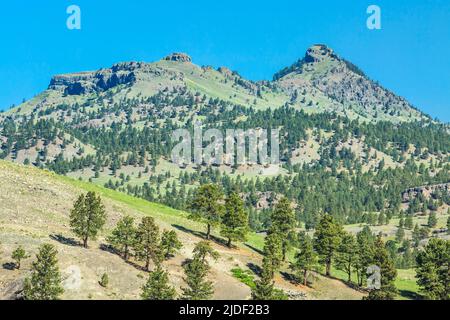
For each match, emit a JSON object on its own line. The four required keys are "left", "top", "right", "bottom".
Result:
{"left": 0, "top": 160, "right": 367, "bottom": 300}
{"left": 274, "top": 45, "right": 426, "bottom": 122}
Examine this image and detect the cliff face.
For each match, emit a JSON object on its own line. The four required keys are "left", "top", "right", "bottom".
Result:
{"left": 402, "top": 183, "right": 450, "bottom": 202}
{"left": 49, "top": 62, "right": 140, "bottom": 95}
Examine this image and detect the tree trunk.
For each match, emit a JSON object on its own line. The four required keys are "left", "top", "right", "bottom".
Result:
{"left": 326, "top": 260, "right": 331, "bottom": 276}
{"left": 303, "top": 270, "right": 307, "bottom": 286}
{"left": 83, "top": 237, "right": 88, "bottom": 249}
{"left": 124, "top": 246, "right": 129, "bottom": 261}
{"left": 206, "top": 224, "right": 211, "bottom": 240}
{"left": 282, "top": 243, "right": 287, "bottom": 261}
{"left": 227, "top": 238, "right": 232, "bottom": 248}
{"left": 145, "top": 256, "right": 150, "bottom": 271}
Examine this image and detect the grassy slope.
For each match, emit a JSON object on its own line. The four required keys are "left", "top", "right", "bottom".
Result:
{"left": 0, "top": 160, "right": 420, "bottom": 300}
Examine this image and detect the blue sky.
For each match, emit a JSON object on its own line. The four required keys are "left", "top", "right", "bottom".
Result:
{"left": 0, "top": 0, "right": 449, "bottom": 122}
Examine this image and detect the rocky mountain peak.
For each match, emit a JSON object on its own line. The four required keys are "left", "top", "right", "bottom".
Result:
{"left": 163, "top": 52, "right": 192, "bottom": 63}
{"left": 304, "top": 44, "right": 339, "bottom": 63}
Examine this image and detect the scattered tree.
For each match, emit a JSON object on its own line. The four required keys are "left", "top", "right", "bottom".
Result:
{"left": 23, "top": 244, "right": 64, "bottom": 300}
{"left": 70, "top": 192, "right": 106, "bottom": 248}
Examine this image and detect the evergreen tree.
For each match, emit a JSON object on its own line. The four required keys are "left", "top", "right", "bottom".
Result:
{"left": 290, "top": 233, "right": 317, "bottom": 286}
{"left": 107, "top": 216, "right": 136, "bottom": 261}
{"left": 11, "top": 246, "right": 29, "bottom": 270}
{"left": 160, "top": 230, "right": 182, "bottom": 259}
{"left": 189, "top": 184, "right": 224, "bottom": 240}
{"left": 313, "top": 214, "right": 343, "bottom": 276}
{"left": 262, "top": 232, "right": 283, "bottom": 277}
{"left": 415, "top": 238, "right": 450, "bottom": 300}
{"left": 70, "top": 192, "right": 106, "bottom": 248}
{"left": 365, "top": 234, "right": 397, "bottom": 300}
{"left": 354, "top": 226, "right": 375, "bottom": 287}
{"left": 134, "top": 217, "right": 161, "bottom": 271}
{"left": 181, "top": 257, "right": 214, "bottom": 300}
{"left": 335, "top": 232, "right": 357, "bottom": 282}
{"left": 404, "top": 215, "right": 414, "bottom": 230}
{"left": 251, "top": 259, "right": 275, "bottom": 300}
{"left": 395, "top": 227, "right": 405, "bottom": 243}
{"left": 192, "top": 241, "right": 220, "bottom": 264}
{"left": 269, "top": 197, "right": 296, "bottom": 261}
{"left": 427, "top": 211, "right": 437, "bottom": 228}
{"left": 141, "top": 265, "right": 176, "bottom": 300}
{"left": 23, "top": 244, "right": 64, "bottom": 300}
{"left": 221, "top": 192, "right": 248, "bottom": 247}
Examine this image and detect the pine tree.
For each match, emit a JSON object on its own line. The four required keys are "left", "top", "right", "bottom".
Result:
{"left": 335, "top": 232, "right": 357, "bottom": 282}
{"left": 354, "top": 226, "right": 375, "bottom": 287}
{"left": 134, "top": 217, "right": 161, "bottom": 271}
{"left": 365, "top": 234, "right": 397, "bottom": 300}
{"left": 107, "top": 216, "right": 136, "bottom": 261}
{"left": 290, "top": 233, "right": 317, "bottom": 286}
{"left": 141, "top": 265, "right": 176, "bottom": 300}
{"left": 23, "top": 244, "right": 64, "bottom": 300}
{"left": 11, "top": 246, "right": 29, "bottom": 270}
{"left": 427, "top": 211, "right": 437, "bottom": 228}
{"left": 395, "top": 227, "right": 405, "bottom": 243}
{"left": 70, "top": 192, "right": 106, "bottom": 248}
{"left": 192, "top": 241, "right": 220, "bottom": 264}
{"left": 251, "top": 259, "right": 275, "bottom": 300}
{"left": 181, "top": 257, "right": 214, "bottom": 300}
{"left": 415, "top": 238, "right": 450, "bottom": 300}
{"left": 313, "top": 214, "right": 343, "bottom": 276}
{"left": 189, "top": 184, "right": 224, "bottom": 240}
{"left": 221, "top": 192, "right": 248, "bottom": 247}
{"left": 262, "top": 232, "right": 283, "bottom": 277}
{"left": 404, "top": 215, "right": 414, "bottom": 230}
{"left": 269, "top": 197, "right": 295, "bottom": 261}
{"left": 160, "top": 230, "right": 182, "bottom": 259}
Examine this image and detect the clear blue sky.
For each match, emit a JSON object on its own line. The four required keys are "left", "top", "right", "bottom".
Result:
{"left": 0, "top": 0, "right": 449, "bottom": 122}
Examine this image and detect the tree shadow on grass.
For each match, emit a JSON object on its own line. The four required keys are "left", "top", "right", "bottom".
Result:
{"left": 246, "top": 262, "right": 262, "bottom": 277}
{"left": 398, "top": 289, "right": 421, "bottom": 300}
{"left": 99, "top": 243, "right": 148, "bottom": 272}
{"left": 244, "top": 243, "right": 264, "bottom": 255}
{"left": 49, "top": 234, "right": 79, "bottom": 247}
{"left": 171, "top": 224, "right": 229, "bottom": 248}
{"left": 2, "top": 262, "right": 16, "bottom": 270}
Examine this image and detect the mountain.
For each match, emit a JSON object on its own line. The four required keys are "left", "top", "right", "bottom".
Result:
{"left": 0, "top": 44, "right": 448, "bottom": 228}
{"left": 0, "top": 45, "right": 449, "bottom": 301}
{"left": 1, "top": 45, "right": 427, "bottom": 123}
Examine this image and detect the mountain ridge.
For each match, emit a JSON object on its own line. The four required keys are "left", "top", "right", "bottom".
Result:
{"left": 2, "top": 44, "right": 429, "bottom": 123}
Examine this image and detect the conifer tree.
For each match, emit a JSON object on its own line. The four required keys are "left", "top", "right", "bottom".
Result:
{"left": 262, "top": 233, "right": 283, "bottom": 277}
{"left": 107, "top": 216, "right": 136, "bottom": 261}
{"left": 335, "top": 232, "right": 357, "bottom": 282}
{"left": 427, "top": 211, "right": 437, "bottom": 228}
{"left": 415, "top": 238, "right": 450, "bottom": 300}
{"left": 269, "top": 197, "right": 295, "bottom": 261}
{"left": 70, "top": 192, "right": 106, "bottom": 248}
{"left": 251, "top": 260, "right": 275, "bottom": 300}
{"left": 160, "top": 230, "right": 182, "bottom": 260}
{"left": 395, "top": 227, "right": 405, "bottom": 243}
{"left": 141, "top": 265, "right": 176, "bottom": 300}
{"left": 313, "top": 214, "right": 343, "bottom": 276}
{"left": 181, "top": 257, "right": 214, "bottom": 300}
{"left": 134, "top": 217, "right": 161, "bottom": 271}
{"left": 11, "top": 246, "right": 29, "bottom": 270}
{"left": 354, "top": 226, "right": 375, "bottom": 287}
{"left": 23, "top": 244, "right": 64, "bottom": 300}
{"left": 365, "top": 234, "right": 397, "bottom": 300}
{"left": 290, "top": 233, "right": 317, "bottom": 286}
{"left": 221, "top": 192, "right": 248, "bottom": 247}
{"left": 189, "top": 184, "right": 224, "bottom": 240}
